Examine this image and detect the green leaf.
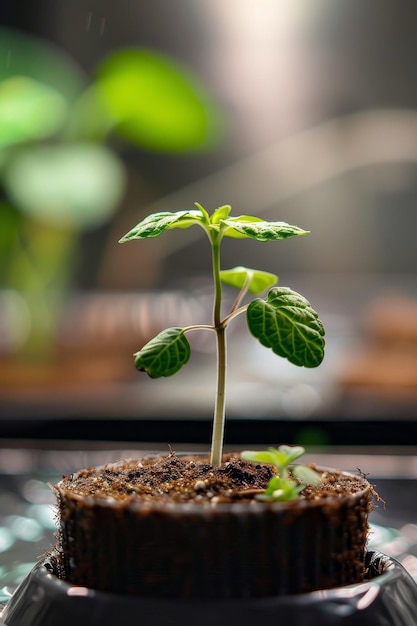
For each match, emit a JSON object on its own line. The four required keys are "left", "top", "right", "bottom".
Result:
{"left": 222, "top": 218, "right": 309, "bottom": 241}
{"left": 241, "top": 446, "right": 305, "bottom": 469}
{"left": 240, "top": 450, "right": 278, "bottom": 465}
{"left": 276, "top": 445, "right": 305, "bottom": 464}
{"left": 221, "top": 215, "right": 265, "bottom": 239}
{"left": 0, "top": 76, "right": 68, "bottom": 148}
{"left": 241, "top": 446, "right": 317, "bottom": 501}
{"left": 134, "top": 327, "right": 191, "bottom": 378}
{"left": 119, "top": 210, "right": 203, "bottom": 242}
{"left": 95, "top": 49, "right": 220, "bottom": 153}
{"left": 0, "top": 27, "right": 85, "bottom": 103}
{"left": 220, "top": 266, "right": 277, "bottom": 294}
{"left": 260, "top": 476, "right": 303, "bottom": 502}
{"left": 210, "top": 204, "right": 231, "bottom": 224}
{"left": 273, "top": 445, "right": 305, "bottom": 466}
{"left": 3, "top": 144, "right": 125, "bottom": 230}
{"left": 193, "top": 202, "right": 210, "bottom": 224}
{"left": 247, "top": 287, "right": 325, "bottom": 368}
{"left": 292, "top": 465, "right": 322, "bottom": 486}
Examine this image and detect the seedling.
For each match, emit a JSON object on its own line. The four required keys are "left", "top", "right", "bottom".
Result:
{"left": 241, "top": 445, "right": 322, "bottom": 501}
{"left": 119, "top": 202, "right": 325, "bottom": 467}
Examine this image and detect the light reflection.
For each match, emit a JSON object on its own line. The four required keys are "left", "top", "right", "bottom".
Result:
{"left": 0, "top": 529, "right": 14, "bottom": 553}
{"left": 281, "top": 383, "right": 322, "bottom": 417}
{"left": 356, "top": 585, "right": 380, "bottom": 610}
{"left": 368, "top": 524, "right": 399, "bottom": 549}
{"left": 67, "top": 586, "right": 90, "bottom": 597}
{"left": 0, "top": 563, "right": 35, "bottom": 588}
{"left": 5, "top": 516, "right": 43, "bottom": 542}
{"left": 0, "top": 584, "right": 14, "bottom": 604}
{"left": 199, "top": 0, "right": 315, "bottom": 148}
{"left": 399, "top": 555, "right": 417, "bottom": 580}
{"left": 27, "top": 504, "right": 57, "bottom": 531}
{"left": 22, "top": 479, "right": 55, "bottom": 505}
{"left": 400, "top": 523, "right": 417, "bottom": 542}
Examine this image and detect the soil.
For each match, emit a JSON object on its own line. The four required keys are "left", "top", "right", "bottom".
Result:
{"left": 57, "top": 450, "right": 372, "bottom": 504}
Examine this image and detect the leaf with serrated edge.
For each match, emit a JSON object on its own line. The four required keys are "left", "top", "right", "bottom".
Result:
{"left": 220, "top": 266, "right": 277, "bottom": 294}
{"left": 222, "top": 219, "right": 309, "bottom": 241}
{"left": 221, "top": 216, "right": 265, "bottom": 239}
{"left": 119, "top": 210, "right": 202, "bottom": 242}
{"left": 247, "top": 287, "right": 325, "bottom": 368}
{"left": 134, "top": 327, "right": 190, "bottom": 378}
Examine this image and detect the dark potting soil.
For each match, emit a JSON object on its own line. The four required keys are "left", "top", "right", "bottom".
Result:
{"left": 56, "top": 451, "right": 372, "bottom": 504}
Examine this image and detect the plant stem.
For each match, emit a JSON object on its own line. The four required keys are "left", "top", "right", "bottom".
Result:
{"left": 222, "top": 304, "right": 249, "bottom": 325}
{"left": 211, "top": 234, "right": 223, "bottom": 329}
{"left": 222, "top": 274, "right": 252, "bottom": 325}
{"left": 229, "top": 273, "right": 252, "bottom": 315}
{"left": 210, "top": 326, "right": 227, "bottom": 467}
{"left": 210, "top": 232, "right": 227, "bottom": 467}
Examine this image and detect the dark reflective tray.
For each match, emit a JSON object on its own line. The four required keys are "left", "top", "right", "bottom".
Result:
{"left": 2, "top": 551, "right": 417, "bottom": 626}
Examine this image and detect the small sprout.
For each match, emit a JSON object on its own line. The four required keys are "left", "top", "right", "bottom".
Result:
{"left": 241, "top": 445, "right": 322, "bottom": 502}
{"left": 120, "top": 203, "right": 325, "bottom": 467}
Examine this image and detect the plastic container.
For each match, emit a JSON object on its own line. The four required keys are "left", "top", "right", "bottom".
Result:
{"left": 2, "top": 551, "right": 417, "bottom": 626}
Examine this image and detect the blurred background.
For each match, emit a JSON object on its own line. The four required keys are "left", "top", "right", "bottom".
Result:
{"left": 0, "top": 0, "right": 417, "bottom": 447}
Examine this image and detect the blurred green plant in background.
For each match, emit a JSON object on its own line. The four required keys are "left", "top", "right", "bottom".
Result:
{"left": 0, "top": 28, "right": 220, "bottom": 364}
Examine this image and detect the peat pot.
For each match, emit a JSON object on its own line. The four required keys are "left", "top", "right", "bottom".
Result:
{"left": 48, "top": 459, "right": 373, "bottom": 598}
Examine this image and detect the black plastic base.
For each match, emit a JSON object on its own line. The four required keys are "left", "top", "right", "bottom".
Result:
{"left": 2, "top": 552, "right": 417, "bottom": 626}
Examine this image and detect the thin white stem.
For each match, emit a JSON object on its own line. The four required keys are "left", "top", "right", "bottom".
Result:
{"left": 221, "top": 304, "right": 249, "bottom": 326}
{"left": 209, "top": 232, "right": 227, "bottom": 467}
{"left": 229, "top": 273, "right": 252, "bottom": 315}
{"left": 210, "top": 326, "right": 227, "bottom": 468}
{"left": 183, "top": 324, "right": 215, "bottom": 333}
